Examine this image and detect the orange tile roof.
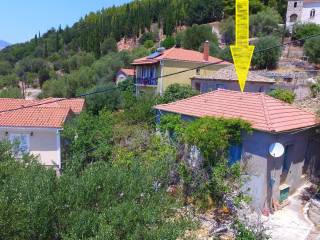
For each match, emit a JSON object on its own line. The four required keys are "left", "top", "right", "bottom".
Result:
{"left": 154, "top": 89, "right": 319, "bottom": 133}
{"left": 119, "top": 68, "right": 135, "bottom": 76}
{"left": 132, "top": 47, "right": 230, "bottom": 65}
{"left": 304, "top": 0, "right": 320, "bottom": 3}
{"left": 0, "top": 98, "right": 85, "bottom": 128}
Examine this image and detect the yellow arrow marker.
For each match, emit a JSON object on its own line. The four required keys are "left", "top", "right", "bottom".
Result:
{"left": 230, "top": 0, "right": 255, "bottom": 92}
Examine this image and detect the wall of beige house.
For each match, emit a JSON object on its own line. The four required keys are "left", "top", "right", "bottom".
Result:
{"left": 161, "top": 60, "right": 226, "bottom": 93}
{"left": 0, "top": 127, "right": 61, "bottom": 169}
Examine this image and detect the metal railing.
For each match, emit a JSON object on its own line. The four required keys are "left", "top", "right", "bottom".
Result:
{"left": 135, "top": 77, "right": 158, "bottom": 86}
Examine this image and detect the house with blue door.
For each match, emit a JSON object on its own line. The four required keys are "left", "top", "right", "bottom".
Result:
{"left": 154, "top": 89, "right": 320, "bottom": 211}
{"left": 191, "top": 65, "right": 276, "bottom": 93}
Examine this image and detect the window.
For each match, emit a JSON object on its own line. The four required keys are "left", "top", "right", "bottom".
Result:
{"left": 196, "top": 68, "right": 200, "bottom": 75}
{"left": 294, "top": 2, "right": 297, "bottom": 7}
{"left": 259, "top": 86, "right": 264, "bottom": 92}
{"left": 310, "top": 9, "right": 316, "bottom": 18}
{"left": 290, "top": 14, "right": 298, "bottom": 22}
{"left": 229, "top": 144, "right": 243, "bottom": 165}
{"left": 216, "top": 83, "right": 225, "bottom": 89}
{"left": 9, "top": 134, "right": 30, "bottom": 158}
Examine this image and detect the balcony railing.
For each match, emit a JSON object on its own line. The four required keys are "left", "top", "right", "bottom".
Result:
{"left": 135, "top": 77, "right": 158, "bottom": 86}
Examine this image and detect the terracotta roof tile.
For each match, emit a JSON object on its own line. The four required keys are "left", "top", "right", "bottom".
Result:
{"left": 119, "top": 68, "right": 135, "bottom": 76}
{"left": 304, "top": 0, "right": 320, "bottom": 3}
{"left": 132, "top": 47, "right": 230, "bottom": 65}
{"left": 154, "top": 89, "right": 319, "bottom": 132}
{"left": 0, "top": 98, "right": 85, "bottom": 128}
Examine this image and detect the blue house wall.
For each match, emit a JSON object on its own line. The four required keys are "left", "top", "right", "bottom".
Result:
{"left": 156, "top": 110, "right": 320, "bottom": 210}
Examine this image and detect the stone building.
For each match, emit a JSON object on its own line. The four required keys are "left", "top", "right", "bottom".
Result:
{"left": 286, "top": 0, "right": 320, "bottom": 31}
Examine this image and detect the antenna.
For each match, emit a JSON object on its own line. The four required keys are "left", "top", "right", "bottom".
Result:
{"left": 269, "top": 142, "right": 285, "bottom": 158}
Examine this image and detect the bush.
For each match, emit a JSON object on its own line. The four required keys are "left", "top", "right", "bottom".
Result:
{"left": 0, "top": 87, "right": 22, "bottom": 98}
{"left": 122, "top": 91, "right": 157, "bottom": 124}
{"left": 143, "top": 40, "right": 154, "bottom": 49}
{"left": 304, "top": 36, "right": 320, "bottom": 64}
{"left": 0, "top": 157, "right": 57, "bottom": 239}
{"left": 0, "top": 60, "right": 12, "bottom": 75}
{"left": 218, "top": 46, "right": 232, "bottom": 62}
{"left": 63, "top": 52, "right": 95, "bottom": 72}
{"left": 62, "top": 109, "right": 114, "bottom": 170}
{"left": 160, "top": 84, "right": 199, "bottom": 104}
{"left": 0, "top": 139, "right": 191, "bottom": 239}
{"left": 252, "top": 36, "right": 281, "bottom": 69}
{"left": 268, "top": 88, "right": 295, "bottom": 103}
{"left": 220, "top": 17, "right": 235, "bottom": 45}
{"left": 100, "top": 37, "right": 118, "bottom": 55}
{"left": 250, "top": 7, "right": 282, "bottom": 37}
{"left": 139, "top": 32, "right": 157, "bottom": 45}
{"left": 160, "top": 116, "right": 252, "bottom": 206}
{"left": 41, "top": 79, "right": 67, "bottom": 98}
{"left": 310, "top": 79, "right": 320, "bottom": 97}
{"left": 0, "top": 73, "right": 19, "bottom": 88}
{"left": 292, "top": 23, "right": 320, "bottom": 45}
{"left": 161, "top": 36, "right": 176, "bottom": 49}
{"left": 182, "top": 24, "right": 218, "bottom": 51}
{"left": 85, "top": 83, "right": 121, "bottom": 114}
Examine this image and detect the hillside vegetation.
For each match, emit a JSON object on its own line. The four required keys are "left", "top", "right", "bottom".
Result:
{"left": 0, "top": 0, "right": 286, "bottom": 99}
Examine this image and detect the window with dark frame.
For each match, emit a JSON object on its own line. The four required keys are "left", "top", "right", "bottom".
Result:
{"left": 310, "top": 9, "right": 316, "bottom": 18}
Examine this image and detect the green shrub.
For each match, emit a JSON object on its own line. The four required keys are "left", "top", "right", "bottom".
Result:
{"left": 233, "top": 220, "right": 256, "bottom": 240}
{"left": 139, "top": 32, "right": 157, "bottom": 45}
{"left": 268, "top": 88, "right": 295, "bottom": 103}
{"left": 250, "top": 7, "right": 282, "bottom": 37}
{"left": 252, "top": 36, "right": 281, "bottom": 69}
{"left": 161, "top": 36, "right": 176, "bottom": 49}
{"left": 100, "top": 37, "right": 118, "bottom": 55}
{"left": 220, "top": 17, "right": 235, "bottom": 45}
{"left": 310, "top": 79, "right": 320, "bottom": 97}
{"left": 182, "top": 24, "right": 219, "bottom": 51}
{"left": 143, "top": 40, "right": 154, "bottom": 49}
{"left": 160, "top": 83, "right": 199, "bottom": 104}
{"left": 85, "top": 83, "right": 121, "bottom": 114}
{"left": 0, "top": 139, "right": 192, "bottom": 239}
{"left": 292, "top": 23, "right": 320, "bottom": 45}
{"left": 0, "top": 87, "right": 22, "bottom": 98}
{"left": 304, "top": 36, "right": 320, "bottom": 64}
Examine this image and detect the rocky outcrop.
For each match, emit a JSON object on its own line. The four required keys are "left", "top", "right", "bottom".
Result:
{"left": 308, "top": 199, "right": 320, "bottom": 227}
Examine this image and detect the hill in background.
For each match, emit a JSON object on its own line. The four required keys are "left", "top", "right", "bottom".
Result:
{"left": 0, "top": 40, "right": 10, "bottom": 50}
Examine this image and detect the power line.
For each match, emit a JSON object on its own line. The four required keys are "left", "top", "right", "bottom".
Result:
{"left": 1, "top": 32, "right": 320, "bottom": 114}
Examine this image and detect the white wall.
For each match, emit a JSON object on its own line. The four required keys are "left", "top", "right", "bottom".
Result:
{"left": 0, "top": 127, "right": 61, "bottom": 169}
{"left": 116, "top": 73, "right": 127, "bottom": 85}
{"left": 301, "top": 3, "right": 320, "bottom": 24}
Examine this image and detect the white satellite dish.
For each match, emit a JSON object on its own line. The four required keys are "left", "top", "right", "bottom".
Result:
{"left": 269, "top": 142, "right": 285, "bottom": 158}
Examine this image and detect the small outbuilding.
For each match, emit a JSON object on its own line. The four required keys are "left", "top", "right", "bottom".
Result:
{"left": 154, "top": 89, "right": 320, "bottom": 211}
{"left": 116, "top": 68, "right": 135, "bottom": 85}
{"left": 191, "top": 65, "right": 276, "bottom": 93}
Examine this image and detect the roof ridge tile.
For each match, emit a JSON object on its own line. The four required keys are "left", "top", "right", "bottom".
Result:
{"left": 260, "top": 94, "right": 273, "bottom": 131}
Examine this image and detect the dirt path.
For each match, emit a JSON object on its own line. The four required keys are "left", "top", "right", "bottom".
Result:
{"left": 265, "top": 184, "right": 320, "bottom": 240}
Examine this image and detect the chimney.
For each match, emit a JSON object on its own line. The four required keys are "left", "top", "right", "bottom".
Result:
{"left": 203, "top": 40, "right": 209, "bottom": 62}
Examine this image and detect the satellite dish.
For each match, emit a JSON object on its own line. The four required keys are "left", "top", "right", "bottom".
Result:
{"left": 269, "top": 142, "right": 285, "bottom": 158}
